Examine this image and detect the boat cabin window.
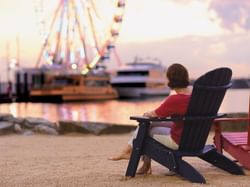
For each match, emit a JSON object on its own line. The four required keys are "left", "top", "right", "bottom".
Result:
{"left": 31, "top": 74, "right": 45, "bottom": 88}
{"left": 112, "top": 83, "right": 146, "bottom": 87}
{"left": 117, "top": 71, "right": 149, "bottom": 76}
{"left": 85, "top": 80, "right": 109, "bottom": 87}
{"left": 51, "top": 77, "right": 79, "bottom": 86}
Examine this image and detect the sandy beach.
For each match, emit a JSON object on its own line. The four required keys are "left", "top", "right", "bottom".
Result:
{"left": 1, "top": 133, "right": 250, "bottom": 187}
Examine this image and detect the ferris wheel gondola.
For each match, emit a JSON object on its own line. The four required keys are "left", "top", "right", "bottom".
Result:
{"left": 34, "top": 0, "right": 125, "bottom": 74}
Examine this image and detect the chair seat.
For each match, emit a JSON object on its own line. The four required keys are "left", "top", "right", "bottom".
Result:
{"left": 222, "top": 132, "right": 248, "bottom": 146}
{"left": 217, "top": 132, "right": 250, "bottom": 169}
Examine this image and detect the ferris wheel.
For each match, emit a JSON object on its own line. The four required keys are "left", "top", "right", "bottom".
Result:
{"left": 34, "top": 0, "right": 125, "bottom": 74}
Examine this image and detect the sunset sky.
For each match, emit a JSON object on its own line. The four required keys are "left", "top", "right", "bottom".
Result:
{"left": 0, "top": 0, "right": 250, "bottom": 82}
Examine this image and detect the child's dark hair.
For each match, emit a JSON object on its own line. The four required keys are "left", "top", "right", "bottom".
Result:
{"left": 167, "top": 63, "right": 189, "bottom": 89}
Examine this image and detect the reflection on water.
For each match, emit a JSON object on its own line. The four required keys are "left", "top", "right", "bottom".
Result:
{"left": 0, "top": 89, "right": 249, "bottom": 125}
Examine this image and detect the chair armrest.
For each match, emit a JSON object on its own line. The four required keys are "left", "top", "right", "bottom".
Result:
{"left": 130, "top": 113, "right": 226, "bottom": 123}
{"left": 215, "top": 117, "right": 250, "bottom": 124}
{"left": 184, "top": 113, "right": 226, "bottom": 121}
{"left": 130, "top": 116, "right": 174, "bottom": 122}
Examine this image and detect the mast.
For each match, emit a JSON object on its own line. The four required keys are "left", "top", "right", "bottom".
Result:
{"left": 16, "top": 35, "right": 20, "bottom": 68}
{"left": 6, "top": 40, "right": 10, "bottom": 81}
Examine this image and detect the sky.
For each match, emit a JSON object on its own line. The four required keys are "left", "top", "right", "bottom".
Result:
{"left": 0, "top": 0, "right": 250, "bottom": 82}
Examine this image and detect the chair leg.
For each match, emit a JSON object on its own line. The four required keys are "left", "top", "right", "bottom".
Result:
{"left": 199, "top": 149, "right": 245, "bottom": 175}
{"left": 142, "top": 137, "right": 177, "bottom": 171}
{"left": 142, "top": 138, "right": 206, "bottom": 183}
{"left": 213, "top": 122, "right": 223, "bottom": 153}
{"left": 174, "top": 157, "right": 206, "bottom": 183}
{"left": 125, "top": 122, "right": 150, "bottom": 177}
{"left": 125, "top": 144, "right": 142, "bottom": 177}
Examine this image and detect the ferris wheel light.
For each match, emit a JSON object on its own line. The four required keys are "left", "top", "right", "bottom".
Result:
{"left": 114, "top": 16, "right": 123, "bottom": 22}
{"left": 117, "top": 1, "right": 126, "bottom": 7}
{"left": 46, "top": 58, "right": 53, "bottom": 65}
{"left": 107, "top": 44, "right": 115, "bottom": 49}
{"left": 71, "top": 63, "right": 78, "bottom": 70}
{"left": 89, "top": 55, "right": 101, "bottom": 68}
{"left": 9, "top": 59, "right": 17, "bottom": 69}
{"left": 111, "top": 29, "right": 119, "bottom": 36}
{"left": 100, "top": 55, "right": 109, "bottom": 60}
{"left": 81, "top": 68, "right": 89, "bottom": 75}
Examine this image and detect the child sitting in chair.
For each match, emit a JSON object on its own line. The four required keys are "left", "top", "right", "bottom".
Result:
{"left": 109, "top": 63, "right": 192, "bottom": 174}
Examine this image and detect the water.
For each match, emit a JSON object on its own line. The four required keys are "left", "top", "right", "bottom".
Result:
{"left": 0, "top": 89, "right": 249, "bottom": 126}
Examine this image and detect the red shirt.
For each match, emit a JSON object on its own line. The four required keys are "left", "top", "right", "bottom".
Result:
{"left": 155, "top": 94, "right": 191, "bottom": 144}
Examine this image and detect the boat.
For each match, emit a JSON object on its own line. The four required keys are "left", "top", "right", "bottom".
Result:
{"left": 30, "top": 70, "right": 118, "bottom": 102}
{"left": 110, "top": 58, "right": 170, "bottom": 98}
{"left": 231, "top": 78, "right": 250, "bottom": 89}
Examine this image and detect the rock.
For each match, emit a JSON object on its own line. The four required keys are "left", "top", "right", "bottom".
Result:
{"left": 33, "top": 125, "right": 58, "bottom": 135}
{"left": 22, "top": 130, "right": 34, "bottom": 136}
{"left": 0, "top": 113, "right": 14, "bottom": 122}
{"left": 0, "top": 121, "right": 14, "bottom": 135}
{"left": 59, "top": 121, "right": 136, "bottom": 135}
{"left": 14, "top": 124, "right": 23, "bottom": 134}
{"left": 59, "top": 121, "right": 91, "bottom": 134}
{"left": 22, "top": 117, "right": 56, "bottom": 129}
{"left": 13, "top": 117, "right": 25, "bottom": 124}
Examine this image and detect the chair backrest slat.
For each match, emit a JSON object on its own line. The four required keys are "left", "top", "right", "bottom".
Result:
{"left": 179, "top": 68, "right": 232, "bottom": 152}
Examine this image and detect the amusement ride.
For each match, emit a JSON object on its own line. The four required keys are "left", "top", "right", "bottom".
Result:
{"left": 33, "top": 0, "right": 125, "bottom": 74}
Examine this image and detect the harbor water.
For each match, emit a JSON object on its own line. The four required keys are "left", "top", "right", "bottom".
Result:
{"left": 0, "top": 89, "right": 249, "bottom": 126}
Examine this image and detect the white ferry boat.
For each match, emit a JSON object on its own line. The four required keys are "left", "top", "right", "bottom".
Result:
{"left": 111, "top": 59, "right": 170, "bottom": 98}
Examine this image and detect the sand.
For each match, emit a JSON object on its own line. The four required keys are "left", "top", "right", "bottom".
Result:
{"left": 0, "top": 133, "right": 250, "bottom": 187}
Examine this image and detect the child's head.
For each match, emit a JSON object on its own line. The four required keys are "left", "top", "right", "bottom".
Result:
{"left": 166, "top": 63, "right": 189, "bottom": 89}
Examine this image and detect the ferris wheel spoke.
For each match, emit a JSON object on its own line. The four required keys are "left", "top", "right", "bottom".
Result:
{"left": 73, "top": 0, "right": 90, "bottom": 66}
{"left": 36, "top": 1, "right": 63, "bottom": 67}
{"left": 86, "top": 7, "right": 101, "bottom": 54}
{"left": 65, "top": 1, "right": 71, "bottom": 66}
{"left": 53, "top": 2, "right": 66, "bottom": 64}
{"left": 78, "top": 0, "right": 101, "bottom": 69}
{"left": 88, "top": 0, "right": 101, "bottom": 19}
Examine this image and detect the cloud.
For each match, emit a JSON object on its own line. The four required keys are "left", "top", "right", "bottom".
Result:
{"left": 171, "top": 0, "right": 250, "bottom": 31}
{"left": 114, "top": 33, "right": 250, "bottom": 78}
{"left": 209, "top": 0, "right": 250, "bottom": 31}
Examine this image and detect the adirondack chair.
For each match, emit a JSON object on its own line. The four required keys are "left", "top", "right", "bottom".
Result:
{"left": 125, "top": 67, "right": 244, "bottom": 183}
{"left": 214, "top": 93, "right": 250, "bottom": 169}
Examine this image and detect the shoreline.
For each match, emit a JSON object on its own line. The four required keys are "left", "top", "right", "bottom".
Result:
{"left": 0, "top": 112, "right": 249, "bottom": 136}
